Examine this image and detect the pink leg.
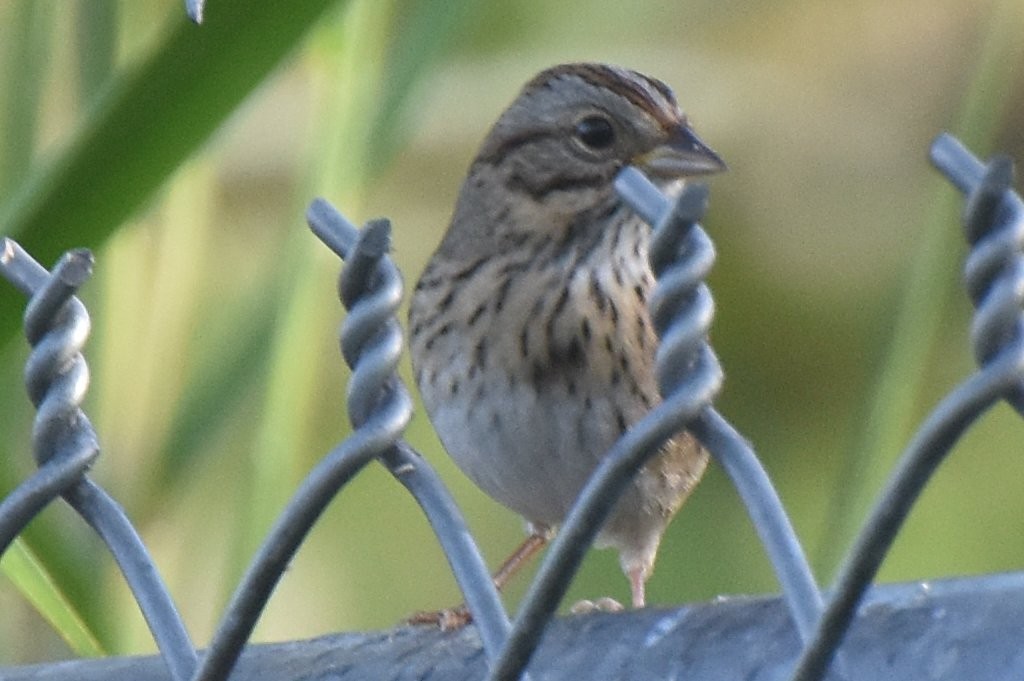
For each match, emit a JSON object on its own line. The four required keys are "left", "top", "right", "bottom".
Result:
{"left": 628, "top": 564, "right": 648, "bottom": 608}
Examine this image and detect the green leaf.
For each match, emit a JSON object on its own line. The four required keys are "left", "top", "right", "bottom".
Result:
{"left": 0, "top": 0, "right": 347, "bottom": 345}
{"left": 1, "top": 538, "right": 105, "bottom": 657}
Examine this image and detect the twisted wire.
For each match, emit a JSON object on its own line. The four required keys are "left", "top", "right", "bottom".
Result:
{"left": 185, "top": 0, "right": 204, "bottom": 23}
{"left": 338, "top": 219, "right": 406, "bottom": 428}
{"left": 788, "top": 133, "right": 1024, "bottom": 681}
{"left": 486, "top": 170, "right": 729, "bottom": 681}
{"left": 0, "top": 238, "right": 198, "bottom": 681}
{"left": 957, "top": 150, "right": 1024, "bottom": 414}
{"left": 306, "top": 199, "right": 513, "bottom": 661}
{"left": 11, "top": 244, "right": 94, "bottom": 466}
{"left": 191, "top": 214, "right": 412, "bottom": 681}
{"left": 0, "top": 240, "right": 100, "bottom": 554}
{"left": 193, "top": 200, "right": 512, "bottom": 681}
{"left": 5, "top": 133, "right": 1018, "bottom": 681}
{"left": 622, "top": 169, "right": 825, "bottom": 642}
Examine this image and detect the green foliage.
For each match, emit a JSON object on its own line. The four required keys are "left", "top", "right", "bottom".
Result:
{"left": 0, "top": 0, "right": 478, "bottom": 660}
{"left": 0, "top": 0, "right": 342, "bottom": 340}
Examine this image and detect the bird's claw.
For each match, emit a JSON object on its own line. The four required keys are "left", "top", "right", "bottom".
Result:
{"left": 569, "top": 596, "right": 625, "bottom": 615}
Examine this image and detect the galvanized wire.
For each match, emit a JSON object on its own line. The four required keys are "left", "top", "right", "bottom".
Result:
{"left": 0, "top": 247, "right": 100, "bottom": 556}
{"left": 788, "top": 133, "right": 1024, "bottom": 681}
{"left": 0, "top": 239, "right": 199, "bottom": 681}
{"left": 620, "top": 168, "right": 825, "bottom": 642}
{"left": 2, "top": 133, "right": 1021, "bottom": 681}
{"left": 184, "top": 201, "right": 517, "bottom": 681}
{"left": 185, "top": 0, "right": 204, "bottom": 23}
{"left": 0, "top": 172, "right": 824, "bottom": 681}
{"left": 190, "top": 211, "right": 416, "bottom": 681}
{"left": 305, "top": 199, "right": 513, "bottom": 661}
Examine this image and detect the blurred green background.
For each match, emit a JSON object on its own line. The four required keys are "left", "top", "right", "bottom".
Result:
{"left": 1, "top": 0, "right": 1023, "bottom": 666}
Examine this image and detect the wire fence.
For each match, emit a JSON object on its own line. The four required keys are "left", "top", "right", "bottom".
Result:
{"left": 0, "top": 132, "right": 1020, "bottom": 681}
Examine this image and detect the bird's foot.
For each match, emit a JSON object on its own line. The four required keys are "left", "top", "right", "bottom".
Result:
{"left": 404, "top": 604, "right": 473, "bottom": 631}
{"left": 404, "top": 530, "right": 551, "bottom": 631}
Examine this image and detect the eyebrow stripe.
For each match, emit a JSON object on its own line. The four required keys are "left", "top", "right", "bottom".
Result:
{"left": 528, "top": 63, "right": 679, "bottom": 128}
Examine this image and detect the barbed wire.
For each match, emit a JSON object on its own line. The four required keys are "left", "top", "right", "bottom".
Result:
{"left": 0, "top": 132, "right": 1021, "bottom": 680}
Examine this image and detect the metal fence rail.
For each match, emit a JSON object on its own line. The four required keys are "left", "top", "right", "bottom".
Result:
{"left": 0, "top": 133, "right": 1021, "bottom": 681}
{"left": 8, "top": 571, "right": 1024, "bottom": 681}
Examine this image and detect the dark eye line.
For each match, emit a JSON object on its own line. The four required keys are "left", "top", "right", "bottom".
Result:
{"left": 479, "top": 128, "right": 556, "bottom": 165}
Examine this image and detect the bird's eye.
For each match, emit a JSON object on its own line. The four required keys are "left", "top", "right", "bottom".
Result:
{"left": 573, "top": 115, "right": 616, "bottom": 150}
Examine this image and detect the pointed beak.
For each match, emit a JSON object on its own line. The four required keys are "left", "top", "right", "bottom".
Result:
{"left": 634, "top": 124, "right": 726, "bottom": 179}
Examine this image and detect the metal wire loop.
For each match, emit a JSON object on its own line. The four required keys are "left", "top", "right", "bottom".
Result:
{"left": 621, "top": 171, "right": 825, "bottom": 645}
{"left": 0, "top": 238, "right": 198, "bottom": 681}
{"left": 2, "top": 132, "right": 1022, "bottom": 681}
{"left": 787, "top": 133, "right": 1024, "bottom": 681}
{"left": 305, "top": 198, "right": 513, "bottom": 663}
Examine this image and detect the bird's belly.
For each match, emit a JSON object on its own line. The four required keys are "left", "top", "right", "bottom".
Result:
{"left": 424, "top": 375, "right": 629, "bottom": 528}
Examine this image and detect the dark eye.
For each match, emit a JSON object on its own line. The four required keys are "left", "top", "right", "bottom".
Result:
{"left": 574, "top": 115, "right": 616, "bottom": 150}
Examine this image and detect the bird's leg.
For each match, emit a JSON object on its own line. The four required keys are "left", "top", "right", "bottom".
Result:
{"left": 490, "top": 529, "right": 550, "bottom": 592}
{"left": 572, "top": 558, "right": 648, "bottom": 615}
{"left": 628, "top": 564, "right": 648, "bottom": 608}
{"left": 405, "top": 527, "right": 552, "bottom": 630}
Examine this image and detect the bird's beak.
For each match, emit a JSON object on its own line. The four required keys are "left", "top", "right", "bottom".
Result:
{"left": 634, "top": 123, "right": 726, "bottom": 179}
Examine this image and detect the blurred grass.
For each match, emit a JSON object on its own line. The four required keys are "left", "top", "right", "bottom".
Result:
{"left": 0, "top": 0, "right": 1023, "bottom": 667}
{"left": 0, "top": 0, "right": 49, "bottom": 199}
{"left": 815, "top": 0, "right": 1024, "bottom": 580}
{"left": 74, "top": 0, "right": 117, "bottom": 104}
{"left": 229, "top": 0, "right": 396, "bottom": 600}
